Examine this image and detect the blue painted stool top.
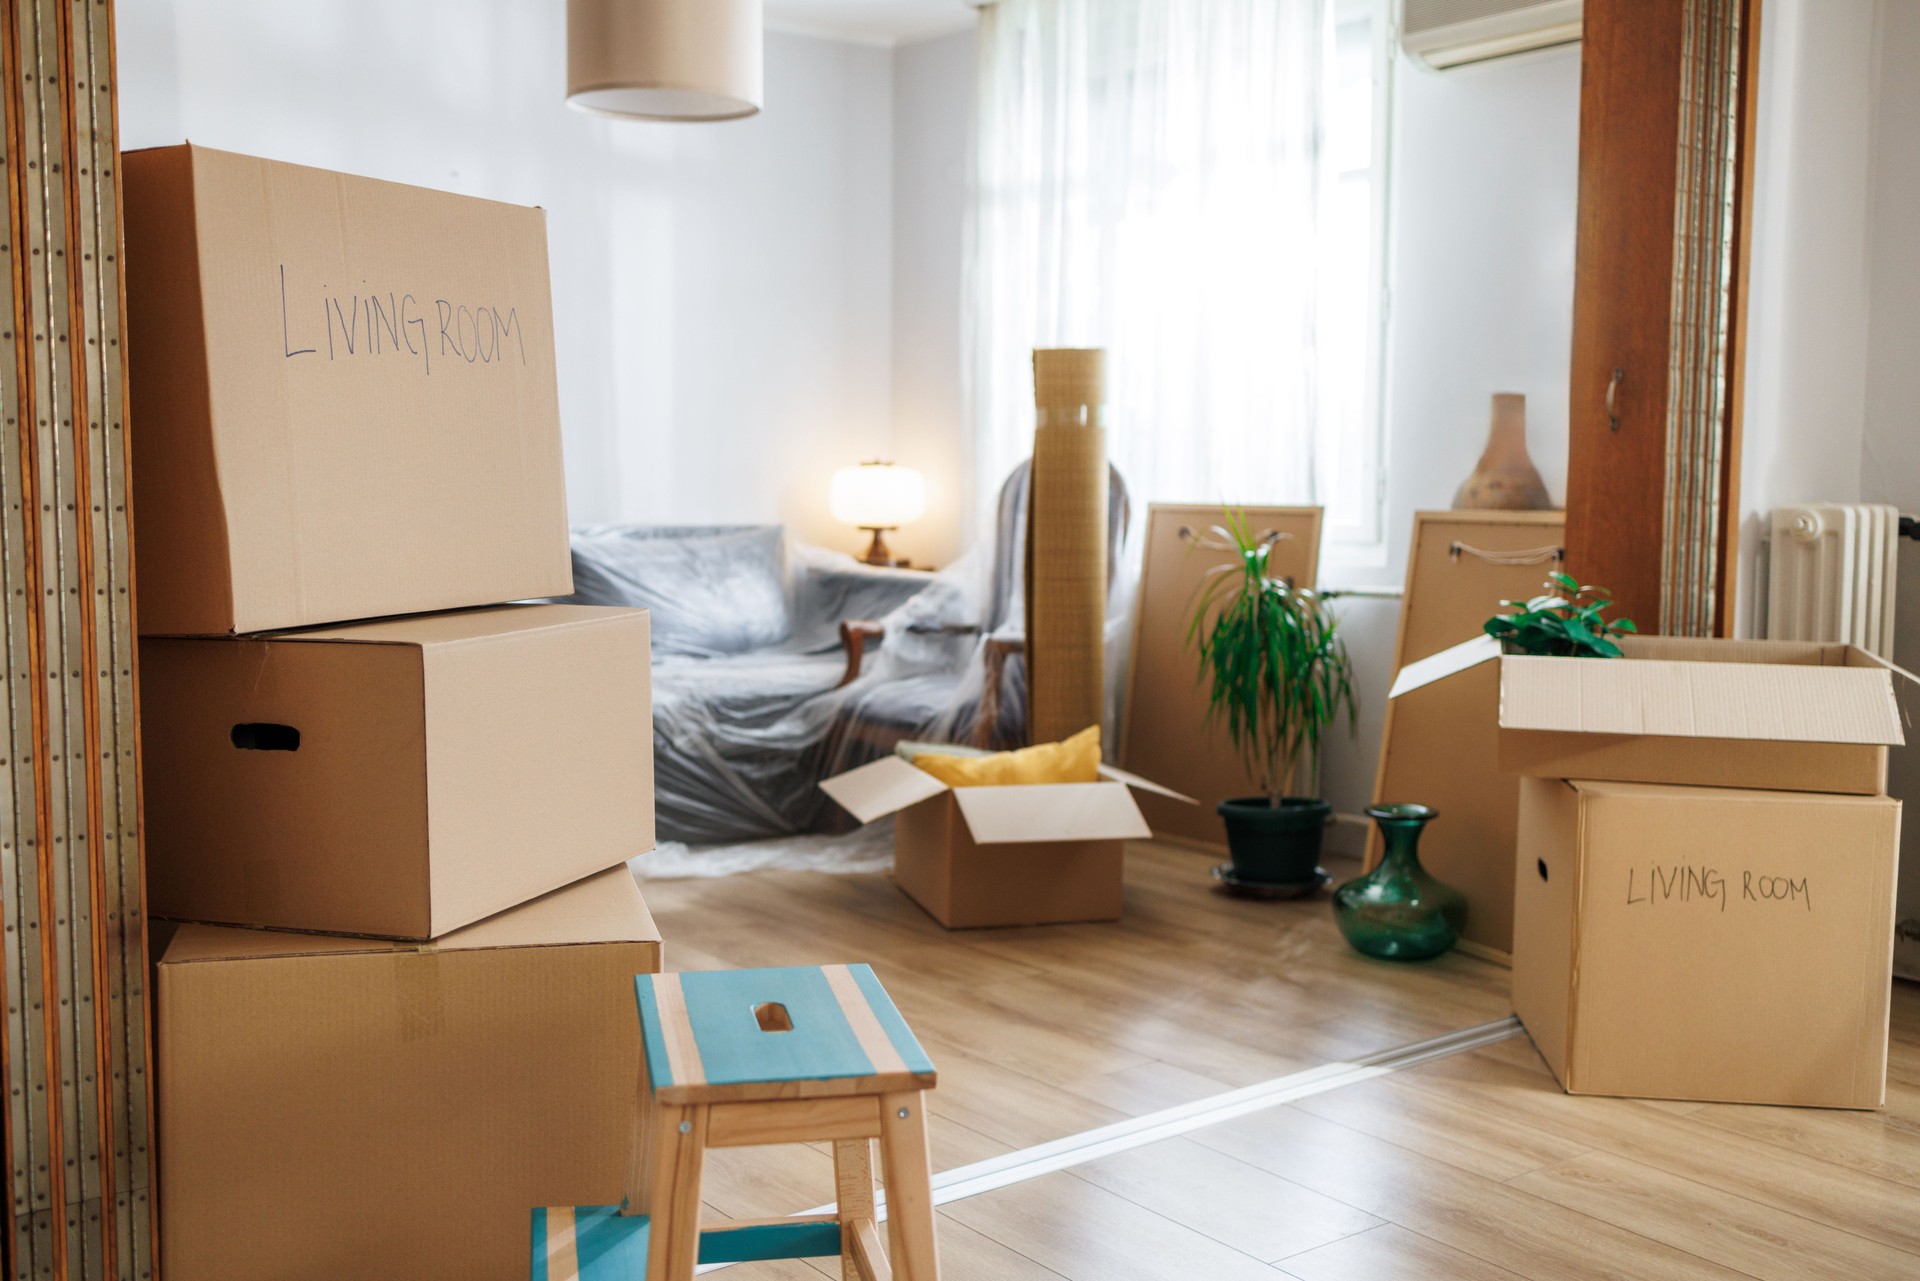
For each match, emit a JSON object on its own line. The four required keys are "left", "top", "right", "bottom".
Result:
{"left": 634, "top": 964, "right": 936, "bottom": 1102}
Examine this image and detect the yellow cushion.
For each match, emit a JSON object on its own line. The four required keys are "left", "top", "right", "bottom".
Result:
{"left": 912, "top": 725, "right": 1102, "bottom": 788}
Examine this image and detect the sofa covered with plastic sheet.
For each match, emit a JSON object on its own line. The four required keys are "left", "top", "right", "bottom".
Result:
{"left": 557, "top": 524, "right": 947, "bottom": 843}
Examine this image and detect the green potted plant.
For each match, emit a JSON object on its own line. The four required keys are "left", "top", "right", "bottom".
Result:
{"left": 1484, "top": 572, "right": 1637, "bottom": 656}
{"left": 1187, "top": 509, "right": 1358, "bottom": 895}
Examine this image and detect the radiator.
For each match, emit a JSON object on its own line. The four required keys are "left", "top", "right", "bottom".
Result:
{"left": 1765, "top": 503, "right": 1901, "bottom": 658}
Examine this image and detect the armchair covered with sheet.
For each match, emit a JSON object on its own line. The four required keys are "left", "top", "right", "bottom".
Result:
{"left": 835, "top": 460, "right": 1135, "bottom": 752}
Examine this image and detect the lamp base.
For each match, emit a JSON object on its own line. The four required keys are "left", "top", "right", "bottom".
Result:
{"left": 857, "top": 527, "right": 897, "bottom": 567}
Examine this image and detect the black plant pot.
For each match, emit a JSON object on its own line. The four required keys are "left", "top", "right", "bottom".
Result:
{"left": 1217, "top": 796, "right": 1332, "bottom": 896}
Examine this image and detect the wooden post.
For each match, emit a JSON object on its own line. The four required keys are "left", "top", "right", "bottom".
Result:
{"left": 1, "top": 1, "right": 154, "bottom": 1277}
{"left": 1565, "top": 0, "right": 1760, "bottom": 634}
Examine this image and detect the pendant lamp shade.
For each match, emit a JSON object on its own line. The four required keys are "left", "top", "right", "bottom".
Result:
{"left": 567, "top": 0, "right": 763, "bottom": 122}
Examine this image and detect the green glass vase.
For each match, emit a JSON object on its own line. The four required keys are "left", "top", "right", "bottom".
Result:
{"left": 1332, "top": 804, "right": 1466, "bottom": 961}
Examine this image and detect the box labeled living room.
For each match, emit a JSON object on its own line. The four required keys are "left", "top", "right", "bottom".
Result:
{"left": 5, "top": 3, "right": 1918, "bottom": 1281}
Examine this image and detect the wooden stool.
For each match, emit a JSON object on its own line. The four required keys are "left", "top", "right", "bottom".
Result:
{"left": 532, "top": 964, "right": 940, "bottom": 1281}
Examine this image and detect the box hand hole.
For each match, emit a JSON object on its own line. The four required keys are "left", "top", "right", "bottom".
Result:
{"left": 1537, "top": 858, "right": 1549, "bottom": 883}
{"left": 231, "top": 723, "right": 300, "bottom": 752}
{"left": 754, "top": 1002, "right": 793, "bottom": 1033}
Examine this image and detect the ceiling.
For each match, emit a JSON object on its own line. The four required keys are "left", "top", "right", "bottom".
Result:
{"left": 763, "top": 0, "right": 979, "bottom": 46}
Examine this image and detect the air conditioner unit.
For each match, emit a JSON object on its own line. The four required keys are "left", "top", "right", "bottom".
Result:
{"left": 1400, "top": 0, "right": 1583, "bottom": 70}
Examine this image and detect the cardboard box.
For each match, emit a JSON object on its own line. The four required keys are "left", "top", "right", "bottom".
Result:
{"left": 142, "top": 604, "right": 654, "bottom": 938}
{"left": 157, "top": 867, "right": 661, "bottom": 1281}
{"left": 820, "top": 756, "right": 1188, "bottom": 928}
{"left": 123, "top": 144, "right": 573, "bottom": 635}
{"left": 1499, "top": 636, "right": 1903, "bottom": 793}
{"left": 1513, "top": 777, "right": 1899, "bottom": 1108}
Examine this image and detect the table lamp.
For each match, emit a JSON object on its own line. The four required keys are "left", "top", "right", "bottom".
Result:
{"left": 830, "top": 461, "right": 926, "bottom": 566}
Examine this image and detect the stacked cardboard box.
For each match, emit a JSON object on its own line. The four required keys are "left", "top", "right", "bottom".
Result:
{"left": 1497, "top": 636, "right": 1906, "bottom": 1110}
{"left": 124, "top": 146, "right": 660, "bottom": 1280}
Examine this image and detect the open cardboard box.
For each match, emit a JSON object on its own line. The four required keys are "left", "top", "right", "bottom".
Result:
{"left": 155, "top": 867, "right": 661, "bottom": 1281}
{"left": 1392, "top": 634, "right": 1908, "bottom": 793}
{"left": 1514, "top": 777, "right": 1898, "bottom": 1109}
{"left": 821, "top": 756, "right": 1191, "bottom": 928}
{"left": 142, "top": 603, "right": 655, "bottom": 938}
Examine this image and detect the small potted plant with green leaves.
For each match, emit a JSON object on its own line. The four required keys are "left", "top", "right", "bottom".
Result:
{"left": 1484, "top": 572, "right": 1638, "bottom": 657}
{"left": 1187, "top": 509, "right": 1359, "bottom": 896}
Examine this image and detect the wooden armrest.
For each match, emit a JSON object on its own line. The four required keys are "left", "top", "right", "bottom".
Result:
{"left": 838, "top": 620, "right": 886, "bottom": 687}
{"left": 974, "top": 636, "right": 1026, "bottom": 748}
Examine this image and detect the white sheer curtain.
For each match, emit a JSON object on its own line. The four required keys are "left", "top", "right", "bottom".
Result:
{"left": 966, "top": 0, "right": 1334, "bottom": 535}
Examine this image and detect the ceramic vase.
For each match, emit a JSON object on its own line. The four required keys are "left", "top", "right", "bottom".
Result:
{"left": 1332, "top": 804, "right": 1466, "bottom": 961}
{"left": 1453, "top": 392, "right": 1552, "bottom": 510}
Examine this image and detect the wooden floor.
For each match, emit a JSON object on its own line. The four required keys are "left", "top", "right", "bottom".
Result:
{"left": 639, "top": 841, "right": 1920, "bottom": 1280}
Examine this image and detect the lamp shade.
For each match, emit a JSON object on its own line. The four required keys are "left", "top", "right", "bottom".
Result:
{"left": 567, "top": 0, "right": 763, "bottom": 122}
{"left": 830, "top": 462, "right": 926, "bottom": 530}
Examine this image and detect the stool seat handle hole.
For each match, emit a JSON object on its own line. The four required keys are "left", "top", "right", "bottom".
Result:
{"left": 754, "top": 1001, "right": 794, "bottom": 1033}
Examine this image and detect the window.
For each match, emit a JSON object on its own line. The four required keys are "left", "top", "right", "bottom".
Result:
{"left": 967, "top": 0, "right": 1388, "bottom": 552}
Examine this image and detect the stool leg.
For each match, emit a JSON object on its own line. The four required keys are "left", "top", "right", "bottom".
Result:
{"left": 876, "top": 1091, "right": 940, "bottom": 1281}
{"left": 621, "top": 1064, "right": 658, "bottom": 1215}
{"left": 637, "top": 1102, "right": 708, "bottom": 1281}
{"left": 834, "top": 1138, "right": 878, "bottom": 1281}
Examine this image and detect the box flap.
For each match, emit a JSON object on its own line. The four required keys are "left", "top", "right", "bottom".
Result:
{"left": 952, "top": 781, "right": 1152, "bottom": 844}
{"left": 446, "top": 867, "right": 657, "bottom": 950}
{"left": 820, "top": 756, "right": 951, "bottom": 823}
{"left": 268, "top": 603, "right": 643, "bottom": 648}
{"left": 1388, "top": 633, "right": 1500, "bottom": 699}
{"left": 1499, "top": 654, "right": 1904, "bottom": 746}
{"left": 159, "top": 868, "right": 657, "bottom": 963}
{"left": 1616, "top": 635, "right": 1847, "bottom": 664}
{"left": 1096, "top": 762, "right": 1197, "bottom": 804}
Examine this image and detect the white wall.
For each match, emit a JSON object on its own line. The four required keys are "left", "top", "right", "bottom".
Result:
{"left": 888, "top": 31, "right": 975, "bottom": 570}
{"left": 117, "top": 0, "right": 896, "bottom": 553}
{"left": 1735, "top": 0, "right": 1879, "bottom": 632}
{"left": 1862, "top": 0, "right": 1920, "bottom": 517}
{"left": 1318, "top": 43, "right": 1582, "bottom": 820}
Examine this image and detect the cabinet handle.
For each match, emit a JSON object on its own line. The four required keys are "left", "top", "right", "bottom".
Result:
{"left": 1606, "top": 367, "right": 1624, "bottom": 432}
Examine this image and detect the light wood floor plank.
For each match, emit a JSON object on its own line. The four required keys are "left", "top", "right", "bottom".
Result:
{"left": 939, "top": 1172, "right": 1292, "bottom": 1281}
{"left": 1277, "top": 1223, "right": 1527, "bottom": 1281}
{"left": 1290, "top": 1070, "right": 1591, "bottom": 1182}
{"left": 1686, "top": 1098, "right": 1920, "bottom": 1189}
{"left": 1187, "top": 1099, "right": 1754, "bottom": 1279}
{"left": 1067, "top": 1137, "right": 1384, "bottom": 1262}
{"left": 1055, "top": 1058, "right": 1238, "bottom": 1116}
{"left": 1511, "top": 1149, "right": 1920, "bottom": 1281}
{"left": 1388, "top": 1047, "right": 1920, "bottom": 1256}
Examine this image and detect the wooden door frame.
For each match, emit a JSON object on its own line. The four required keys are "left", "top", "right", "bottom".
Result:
{"left": 1564, "top": 0, "right": 1762, "bottom": 637}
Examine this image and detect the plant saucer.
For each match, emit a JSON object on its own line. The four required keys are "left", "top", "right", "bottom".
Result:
{"left": 1211, "top": 863, "right": 1331, "bottom": 901}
